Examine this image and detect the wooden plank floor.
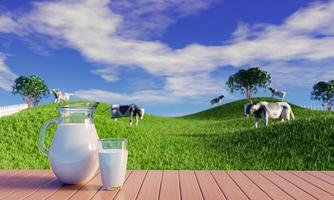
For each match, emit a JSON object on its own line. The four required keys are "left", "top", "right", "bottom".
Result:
{"left": 0, "top": 170, "right": 334, "bottom": 200}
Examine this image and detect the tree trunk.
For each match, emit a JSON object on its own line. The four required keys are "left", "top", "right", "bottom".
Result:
{"left": 245, "top": 88, "right": 252, "bottom": 99}
{"left": 26, "top": 96, "right": 35, "bottom": 108}
{"left": 26, "top": 100, "right": 33, "bottom": 108}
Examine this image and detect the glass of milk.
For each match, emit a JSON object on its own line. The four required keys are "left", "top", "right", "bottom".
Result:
{"left": 97, "top": 138, "right": 128, "bottom": 190}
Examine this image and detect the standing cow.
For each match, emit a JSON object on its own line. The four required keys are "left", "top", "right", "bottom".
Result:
{"left": 51, "top": 89, "right": 72, "bottom": 103}
{"left": 210, "top": 95, "right": 224, "bottom": 106}
{"left": 244, "top": 101, "right": 295, "bottom": 128}
{"left": 103, "top": 104, "right": 145, "bottom": 126}
{"left": 268, "top": 87, "right": 286, "bottom": 101}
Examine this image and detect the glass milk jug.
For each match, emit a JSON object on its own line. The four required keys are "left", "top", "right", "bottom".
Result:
{"left": 37, "top": 103, "right": 100, "bottom": 184}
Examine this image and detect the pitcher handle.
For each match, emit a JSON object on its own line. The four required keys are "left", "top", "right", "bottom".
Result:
{"left": 37, "top": 118, "right": 58, "bottom": 156}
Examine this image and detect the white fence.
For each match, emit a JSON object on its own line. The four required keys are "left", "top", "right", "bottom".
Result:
{"left": 0, "top": 104, "right": 28, "bottom": 118}
{"left": 300, "top": 105, "right": 333, "bottom": 111}
{"left": 165, "top": 112, "right": 195, "bottom": 118}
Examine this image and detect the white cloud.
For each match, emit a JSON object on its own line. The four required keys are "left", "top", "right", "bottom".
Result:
{"left": 0, "top": 14, "right": 23, "bottom": 35}
{"left": 263, "top": 61, "right": 334, "bottom": 88}
{"left": 74, "top": 73, "right": 231, "bottom": 103}
{"left": 0, "top": 55, "right": 18, "bottom": 91}
{"left": 17, "top": 0, "right": 334, "bottom": 74}
{"left": 165, "top": 73, "right": 221, "bottom": 97}
{"left": 1, "top": 0, "right": 334, "bottom": 102}
{"left": 109, "top": 0, "right": 218, "bottom": 39}
{"left": 91, "top": 67, "right": 119, "bottom": 82}
{"left": 284, "top": 1, "right": 334, "bottom": 35}
{"left": 73, "top": 89, "right": 175, "bottom": 104}
{"left": 0, "top": 0, "right": 222, "bottom": 78}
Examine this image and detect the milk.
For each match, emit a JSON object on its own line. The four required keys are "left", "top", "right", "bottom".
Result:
{"left": 49, "top": 123, "right": 99, "bottom": 184}
{"left": 99, "top": 149, "right": 128, "bottom": 189}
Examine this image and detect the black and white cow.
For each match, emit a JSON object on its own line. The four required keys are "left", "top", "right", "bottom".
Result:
{"left": 210, "top": 95, "right": 224, "bottom": 106}
{"left": 268, "top": 87, "right": 286, "bottom": 101}
{"left": 244, "top": 101, "right": 295, "bottom": 128}
{"left": 51, "top": 89, "right": 72, "bottom": 103}
{"left": 106, "top": 104, "right": 145, "bottom": 126}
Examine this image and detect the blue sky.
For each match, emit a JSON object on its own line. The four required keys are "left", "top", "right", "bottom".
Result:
{"left": 1, "top": 0, "right": 334, "bottom": 116}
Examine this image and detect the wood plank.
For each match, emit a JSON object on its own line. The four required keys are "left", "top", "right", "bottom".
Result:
{"left": 306, "top": 171, "right": 334, "bottom": 186}
{"left": 0, "top": 170, "right": 8, "bottom": 173}
{"left": 91, "top": 170, "right": 132, "bottom": 200}
{"left": 0, "top": 170, "right": 26, "bottom": 184}
{"left": 243, "top": 171, "right": 293, "bottom": 200}
{"left": 46, "top": 173, "right": 99, "bottom": 200}
{"left": 259, "top": 171, "right": 316, "bottom": 200}
{"left": 23, "top": 178, "right": 63, "bottom": 200}
{"left": 45, "top": 183, "right": 86, "bottom": 200}
{"left": 291, "top": 171, "right": 334, "bottom": 196}
{"left": 179, "top": 170, "right": 203, "bottom": 200}
{"left": 113, "top": 170, "right": 147, "bottom": 200}
{"left": 159, "top": 170, "right": 181, "bottom": 200}
{"left": 0, "top": 170, "right": 26, "bottom": 196}
{"left": 0, "top": 170, "right": 24, "bottom": 186}
{"left": 0, "top": 170, "right": 14, "bottom": 176}
{"left": 1, "top": 170, "right": 334, "bottom": 200}
{"left": 4, "top": 171, "right": 54, "bottom": 200}
{"left": 68, "top": 173, "right": 102, "bottom": 200}
{"left": 322, "top": 171, "right": 334, "bottom": 178}
{"left": 0, "top": 170, "right": 48, "bottom": 199}
{"left": 228, "top": 171, "right": 271, "bottom": 200}
{"left": 195, "top": 171, "right": 226, "bottom": 200}
{"left": 211, "top": 171, "right": 248, "bottom": 200}
{"left": 275, "top": 171, "right": 334, "bottom": 200}
{"left": 136, "top": 170, "right": 162, "bottom": 200}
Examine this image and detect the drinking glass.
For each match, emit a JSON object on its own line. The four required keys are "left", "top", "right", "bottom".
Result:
{"left": 98, "top": 138, "right": 128, "bottom": 190}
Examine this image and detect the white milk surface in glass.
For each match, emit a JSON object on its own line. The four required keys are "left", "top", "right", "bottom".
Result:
{"left": 99, "top": 149, "right": 128, "bottom": 189}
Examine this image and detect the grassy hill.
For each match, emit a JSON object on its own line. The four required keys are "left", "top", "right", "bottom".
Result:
{"left": 0, "top": 98, "right": 333, "bottom": 170}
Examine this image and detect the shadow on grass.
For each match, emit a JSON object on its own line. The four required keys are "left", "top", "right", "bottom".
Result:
{"left": 176, "top": 117, "right": 334, "bottom": 170}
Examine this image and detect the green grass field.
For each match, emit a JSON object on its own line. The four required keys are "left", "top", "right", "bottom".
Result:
{"left": 0, "top": 98, "right": 333, "bottom": 170}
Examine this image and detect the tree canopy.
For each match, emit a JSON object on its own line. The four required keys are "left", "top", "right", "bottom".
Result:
{"left": 226, "top": 67, "right": 271, "bottom": 98}
{"left": 12, "top": 75, "right": 49, "bottom": 108}
{"left": 311, "top": 80, "right": 334, "bottom": 111}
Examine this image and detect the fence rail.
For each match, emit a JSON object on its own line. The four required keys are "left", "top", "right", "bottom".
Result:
{"left": 0, "top": 104, "right": 28, "bottom": 118}
{"left": 300, "top": 105, "right": 332, "bottom": 111}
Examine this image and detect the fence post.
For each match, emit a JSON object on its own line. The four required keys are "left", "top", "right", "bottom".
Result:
{"left": 0, "top": 104, "right": 28, "bottom": 118}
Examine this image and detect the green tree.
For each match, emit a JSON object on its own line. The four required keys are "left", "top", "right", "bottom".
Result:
{"left": 12, "top": 75, "right": 49, "bottom": 108}
{"left": 226, "top": 67, "right": 271, "bottom": 99}
{"left": 311, "top": 80, "right": 334, "bottom": 111}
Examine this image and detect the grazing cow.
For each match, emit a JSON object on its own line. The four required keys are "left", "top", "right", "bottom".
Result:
{"left": 210, "top": 95, "right": 224, "bottom": 106}
{"left": 51, "top": 89, "right": 72, "bottom": 103}
{"left": 103, "top": 104, "right": 145, "bottom": 126}
{"left": 244, "top": 101, "right": 295, "bottom": 128}
{"left": 268, "top": 87, "right": 286, "bottom": 101}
